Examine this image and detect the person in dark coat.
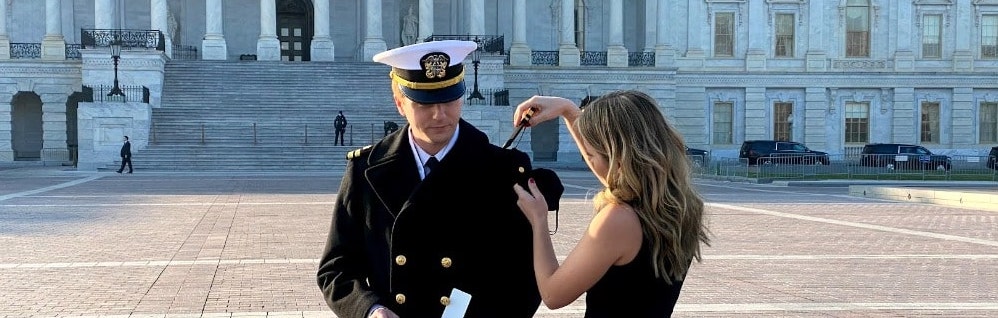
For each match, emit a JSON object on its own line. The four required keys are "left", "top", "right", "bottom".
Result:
{"left": 116, "top": 135, "right": 132, "bottom": 173}
{"left": 317, "top": 40, "right": 548, "bottom": 318}
{"left": 334, "top": 111, "right": 348, "bottom": 146}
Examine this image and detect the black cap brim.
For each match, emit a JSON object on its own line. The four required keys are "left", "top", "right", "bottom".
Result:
{"left": 400, "top": 80, "right": 466, "bottom": 104}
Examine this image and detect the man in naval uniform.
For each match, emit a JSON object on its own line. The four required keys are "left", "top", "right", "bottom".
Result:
{"left": 317, "top": 40, "right": 543, "bottom": 318}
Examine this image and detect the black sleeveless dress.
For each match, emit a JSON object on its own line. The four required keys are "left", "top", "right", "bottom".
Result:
{"left": 583, "top": 240, "right": 687, "bottom": 318}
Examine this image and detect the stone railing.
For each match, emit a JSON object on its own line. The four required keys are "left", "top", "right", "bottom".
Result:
{"left": 81, "top": 29, "right": 165, "bottom": 51}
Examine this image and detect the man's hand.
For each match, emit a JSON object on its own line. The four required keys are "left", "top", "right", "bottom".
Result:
{"left": 369, "top": 306, "right": 400, "bottom": 318}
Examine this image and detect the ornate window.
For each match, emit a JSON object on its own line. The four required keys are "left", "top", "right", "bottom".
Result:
{"left": 922, "top": 14, "right": 943, "bottom": 58}
{"left": 713, "top": 102, "right": 734, "bottom": 144}
{"left": 845, "top": 0, "right": 871, "bottom": 57}
{"left": 714, "top": 12, "right": 735, "bottom": 57}
{"left": 983, "top": 15, "right": 998, "bottom": 59}
{"left": 773, "top": 102, "right": 793, "bottom": 141}
{"left": 844, "top": 102, "right": 870, "bottom": 143}
{"left": 774, "top": 13, "right": 795, "bottom": 57}
{"left": 982, "top": 102, "right": 998, "bottom": 143}
{"left": 920, "top": 102, "right": 940, "bottom": 143}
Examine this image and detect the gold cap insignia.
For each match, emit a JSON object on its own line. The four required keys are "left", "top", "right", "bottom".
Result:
{"left": 422, "top": 53, "right": 450, "bottom": 79}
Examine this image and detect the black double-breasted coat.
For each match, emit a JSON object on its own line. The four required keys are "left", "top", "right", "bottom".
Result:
{"left": 317, "top": 120, "right": 541, "bottom": 318}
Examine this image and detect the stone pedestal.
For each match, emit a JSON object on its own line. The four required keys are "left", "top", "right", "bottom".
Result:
{"left": 362, "top": 39, "right": 387, "bottom": 62}
{"left": 953, "top": 50, "right": 974, "bottom": 72}
{"left": 311, "top": 38, "right": 335, "bottom": 61}
{"left": 893, "top": 50, "right": 914, "bottom": 71}
{"left": 41, "top": 36, "right": 66, "bottom": 60}
{"left": 558, "top": 45, "right": 580, "bottom": 67}
{"left": 654, "top": 45, "right": 675, "bottom": 67}
{"left": 746, "top": 49, "right": 766, "bottom": 71}
{"left": 256, "top": 37, "right": 281, "bottom": 61}
{"left": 806, "top": 51, "right": 827, "bottom": 71}
{"left": 509, "top": 43, "right": 531, "bottom": 66}
{"left": 0, "top": 37, "right": 9, "bottom": 60}
{"left": 202, "top": 36, "right": 228, "bottom": 60}
{"left": 606, "top": 45, "right": 628, "bottom": 67}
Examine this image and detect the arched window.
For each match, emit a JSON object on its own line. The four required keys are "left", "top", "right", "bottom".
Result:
{"left": 575, "top": 0, "right": 586, "bottom": 51}
{"left": 845, "top": 0, "right": 870, "bottom": 57}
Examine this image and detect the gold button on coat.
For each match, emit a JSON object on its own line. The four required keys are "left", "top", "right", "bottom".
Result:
{"left": 440, "top": 257, "right": 452, "bottom": 268}
{"left": 395, "top": 255, "right": 406, "bottom": 266}
{"left": 518, "top": 166, "right": 526, "bottom": 173}
{"left": 440, "top": 296, "right": 450, "bottom": 306}
{"left": 395, "top": 293, "right": 406, "bottom": 304}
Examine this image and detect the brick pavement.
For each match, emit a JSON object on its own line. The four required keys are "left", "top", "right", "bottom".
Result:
{"left": 0, "top": 167, "right": 996, "bottom": 317}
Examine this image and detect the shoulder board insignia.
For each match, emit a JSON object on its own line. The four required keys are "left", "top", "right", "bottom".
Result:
{"left": 346, "top": 145, "right": 373, "bottom": 160}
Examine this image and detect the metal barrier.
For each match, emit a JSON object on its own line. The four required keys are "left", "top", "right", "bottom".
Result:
{"left": 151, "top": 122, "right": 398, "bottom": 146}
{"left": 711, "top": 154, "right": 997, "bottom": 181}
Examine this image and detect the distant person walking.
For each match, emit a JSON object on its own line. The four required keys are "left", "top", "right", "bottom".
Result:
{"left": 116, "top": 136, "right": 133, "bottom": 174}
{"left": 334, "top": 111, "right": 348, "bottom": 146}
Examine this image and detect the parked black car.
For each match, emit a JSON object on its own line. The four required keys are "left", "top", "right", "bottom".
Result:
{"left": 739, "top": 140, "right": 830, "bottom": 165}
{"left": 988, "top": 146, "right": 998, "bottom": 170}
{"left": 859, "top": 143, "right": 951, "bottom": 170}
{"left": 686, "top": 146, "right": 709, "bottom": 167}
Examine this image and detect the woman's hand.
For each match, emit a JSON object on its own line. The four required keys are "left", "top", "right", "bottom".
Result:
{"left": 512, "top": 178, "right": 549, "bottom": 229}
{"left": 513, "top": 96, "right": 580, "bottom": 128}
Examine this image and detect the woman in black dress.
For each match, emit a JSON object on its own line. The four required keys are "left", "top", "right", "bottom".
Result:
{"left": 513, "top": 90, "right": 712, "bottom": 317}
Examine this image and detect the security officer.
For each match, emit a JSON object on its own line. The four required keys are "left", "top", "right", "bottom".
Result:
{"left": 317, "top": 40, "right": 550, "bottom": 318}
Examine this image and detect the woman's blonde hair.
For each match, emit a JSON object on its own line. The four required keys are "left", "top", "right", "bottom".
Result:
{"left": 577, "top": 90, "right": 710, "bottom": 283}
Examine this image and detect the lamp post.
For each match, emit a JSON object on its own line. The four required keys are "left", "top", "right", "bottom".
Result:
{"left": 107, "top": 36, "right": 125, "bottom": 99}
{"left": 467, "top": 39, "right": 485, "bottom": 101}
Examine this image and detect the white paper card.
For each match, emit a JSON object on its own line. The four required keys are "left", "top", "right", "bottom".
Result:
{"left": 440, "top": 288, "right": 472, "bottom": 318}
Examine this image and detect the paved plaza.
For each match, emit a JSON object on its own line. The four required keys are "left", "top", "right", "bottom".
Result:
{"left": 0, "top": 166, "right": 996, "bottom": 317}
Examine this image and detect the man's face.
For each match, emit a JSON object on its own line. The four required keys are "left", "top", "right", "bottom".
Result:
{"left": 394, "top": 88, "right": 462, "bottom": 153}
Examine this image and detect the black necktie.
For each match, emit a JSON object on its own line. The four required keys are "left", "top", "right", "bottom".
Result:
{"left": 425, "top": 156, "right": 439, "bottom": 176}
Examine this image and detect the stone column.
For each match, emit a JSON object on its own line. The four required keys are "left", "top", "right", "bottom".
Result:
{"left": 893, "top": 1, "right": 913, "bottom": 71}
{"left": 953, "top": 3, "right": 974, "bottom": 71}
{"left": 202, "top": 0, "right": 228, "bottom": 60}
{"left": 418, "top": 0, "right": 433, "bottom": 42}
{"left": 151, "top": 0, "right": 173, "bottom": 58}
{"left": 605, "top": 0, "right": 627, "bottom": 67}
{"left": 42, "top": 0, "right": 66, "bottom": 60}
{"left": 256, "top": 0, "right": 280, "bottom": 60}
{"left": 361, "top": 0, "right": 387, "bottom": 61}
{"left": 643, "top": 1, "right": 656, "bottom": 52}
{"left": 654, "top": 0, "right": 674, "bottom": 67}
{"left": 745, "top": 0, "right": 766, "bottom": 71}
{"left": 41, "top": 93, "right": 69, "bottom": 162}
{"left": 685, "top": 0, "right": 704, "bottom": 58}
{"left": 0, "top": 92, "right": 12, "bottom": 161}
{"left": 508, "top": 0, "right": 530, "bottom": 66}
{"left": 95, "top": 0, "right": 114, "bottom": 29}
{"left": 558, "top": 0, "right": 580, "bottom": 66}
{"left": 468, "top": 0, "right": 485, "bottom": 36}
{"left": 311, "top": 0, "right": 334, "bottom": 61}
{"left": 0, "top": 0, "right": 9, "bottom": 60}
{"left": 806, "top": 0, "right": 826, "bottom": 71}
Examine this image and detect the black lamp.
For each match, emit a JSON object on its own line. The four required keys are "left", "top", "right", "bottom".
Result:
{"left": 107, "top": 37, "right": 125, "bottom": 98}
{"left": 467, "top": 38, "right": 485, "bottom": 101}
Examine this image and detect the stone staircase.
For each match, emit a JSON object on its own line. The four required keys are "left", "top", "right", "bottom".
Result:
{"left": 125, "top": 60, "right": 404, "bottom": 171}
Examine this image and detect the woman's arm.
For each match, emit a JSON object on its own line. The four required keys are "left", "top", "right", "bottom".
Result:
{"left": 513, "top": 182, "right": 643, "bottom": 309}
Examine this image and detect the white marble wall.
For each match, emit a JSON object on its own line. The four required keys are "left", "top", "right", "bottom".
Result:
{"left": 0, "top": 61, "right": 81, "bottom": 163}
{"left": 76, "top": 101, "right": 151, "bottom": 171}
{"left": 80, "top": 49, "right": 166, "bottom": 108}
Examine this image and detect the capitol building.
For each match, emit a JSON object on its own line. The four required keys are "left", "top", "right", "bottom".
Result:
{"left": 1, "top": 0, "right": 997, "bottom": 170}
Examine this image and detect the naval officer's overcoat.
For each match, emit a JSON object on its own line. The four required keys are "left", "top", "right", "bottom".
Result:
{"left": 317, "top": 119, "right": 541, "bottom": 318}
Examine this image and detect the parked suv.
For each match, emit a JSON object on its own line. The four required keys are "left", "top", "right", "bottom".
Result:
{"left": 859, "top": 143, "right": 952, "bottom": 170}
{"left": 739, "top": 140, "right": 830, "bottom": 165}
{"left": 988, "top": 146, "right": 998, "bottom": 170}
{"left": 686, "top": 146, "right": 709, "bottom": 168}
